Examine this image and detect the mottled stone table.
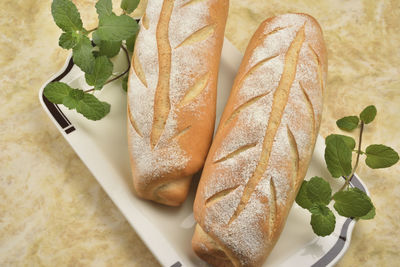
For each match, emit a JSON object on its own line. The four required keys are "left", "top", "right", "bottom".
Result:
{"left": 1, "top": 0, "right": 399, "bottom": 266}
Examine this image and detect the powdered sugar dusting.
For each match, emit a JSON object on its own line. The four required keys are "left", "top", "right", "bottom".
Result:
{"left": 199, "top": 14, "right": 325, "bottom": 265}
{"left": 128, "top": 1, "right": 223, "bottom": 186}
{"left": 205, "top": 191, "right": 269, "bottom": 265}
{"left": 169, "top": 1, "right": 216, "bottom": 113}
{"left": 250, "top": 27, "right": 296, "bottom": 66}
{"left": 237, "top": 56, "right": 284, "bottom": 103}
{"left": 169, "top": 0, "right": 211, "bottom": 48}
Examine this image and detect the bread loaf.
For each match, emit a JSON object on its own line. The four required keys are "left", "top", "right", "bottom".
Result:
{"left": 127, "top": 0, "right": 229, "bottom": 206}
{"left": 192, "top": 13, "right": 327, "bottom": 266}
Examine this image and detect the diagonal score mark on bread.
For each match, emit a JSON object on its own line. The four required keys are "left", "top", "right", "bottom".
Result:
{"left": 205, "top": 185, "right": 240, "bottom": 206}
{"left": 214, "top": 143, "right": 257, "bottom": 164}
{"left": 228, "top": 24, "right": 306, "bottom": 225}
{"left": 128, "top": 104, "right": 143, "bottom": 137}
{"left": 170, "top": 125, "right": 192, "bottom": 140}
{"left": 231, "top": 53, "right": 278, "bottom": 99}
{"left": 223, "top": 54, "right": 279, "bottom": 126}
{"left": 133, "top": 49, "right": 148, "bottom": 87}
{"left": 265, "top": 26, "right": 287, "bottom": 37}
{"left": 150, "top": 0, "right": 174, "bottom": 149}
{"left": 224, "top": 92, "right": 271, "bottom": 126}
{"left": 308, "top": 44, "right": 324, "bottom": 92}
{"left": 179, "top": 72, "right": 210, "bottom": 107}
{"left": 176, "top": 24, "right": 216, "bottom": 48}
{"left": 268, "top": 178, "right": 277, "bottom": 238}
{"left": 181, "top": 0, "right": 207, "bottom": 8}
{"left": 299, "top": 81, "right": 316, "bottom": 142}
{"left": 287, "top": 126, "right": 299, "bottom": 189}
{"left": 142, "top": 13, "right": 149, "bottom": 30}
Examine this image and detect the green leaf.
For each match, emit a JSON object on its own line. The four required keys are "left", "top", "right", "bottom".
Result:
{"left": 333, "top": 188, "right": 373, "bottom": 218}
{"left": 359, "top": 206, "right": 376, "bottom": 220}
{"left": 95, "top": 0, "right": 113, "bottom": 18}
{"left": 63, "top": 88, "right": 84, "bottom": 109}
{"left": 324, "top": 134, "right": 353, "bottom": 178}
{"left": 365, "top": 144, "right": 399, "bottom": 168}
{"left": 59, "top": 31, "right": 80, "bottom": 49}
{"left": 306, "top": 177, "right": 332, "bottom": 205}
{"left": 72, "top": 35, "right": 95, "bottom": 74}
{"left": 122, "top": 74, "right": 129, "bottom": 92}
{"left": 51, "top": 0, "right": 83, "bottom": 32}
{"left": 93, "top": 32, "right": 121, "bottom": 58}
{"left": 120, "top": 0, "right": 140, "bottom": 14}
{"left": 43, "top": 82, "right": 72, "bottom": 104}
{"left": 326, "top": 134, "right": 356, "bottom": 150}
{"left": 97, "top": 14, "right": 139, "bottom": 42}
{"left": 296, "top": 181, "right": 313, "bottom": 209}
{"left": 309, "top": 204, "right": 336, "bottom": 237}
{"left": 100, "top": 40, "right": 121, "bottom": 57}
{"left": 126, "top": 33, "right": 137, "bottom": 52}
{"left": 85, "top": 56, "right": 113, "bottom": 90}
{"left": 336, "top": 116, "right": 359, "bottom": 131}
{"left": 76, "top": 93, "right": 111, "bottom": 120}
{"left": 360, "top": 105, "right": 377, "bottom": 124}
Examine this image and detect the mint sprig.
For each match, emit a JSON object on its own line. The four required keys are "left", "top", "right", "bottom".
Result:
{"left": 296, "top": 105, "right": 399, "bottom": 236}
{"left": 46, "top": 0, "right": 140, "bottom": 121}
{"left": 44, "top": 82, "right": 110, "bottom": 120}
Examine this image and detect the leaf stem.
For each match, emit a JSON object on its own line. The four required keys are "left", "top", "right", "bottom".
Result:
{"left": 86, "top": 27, "right": 98, "bottom": 34}
{"left": 338, "top": 121, "right": 365, "bottom": 192}
{"left": 84, "top": 45, "right": 131, "bottom": 93}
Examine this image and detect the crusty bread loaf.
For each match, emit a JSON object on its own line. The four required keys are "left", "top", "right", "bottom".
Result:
{"left": 192, "top": 13, "right": 327, "bottom": 266}
{"left": 127, "top": 0, "right": 229, "bottom": 206}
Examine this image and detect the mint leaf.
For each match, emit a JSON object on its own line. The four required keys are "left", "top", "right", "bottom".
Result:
{"left": 99, "top": 40, "right": 121, "bottom": 57}
{"left": 63, "top": 88, "right": 84, "bottom": 109}
{"left": 365, "top": 144, "right": 399, "bottom": 168}
{"left": 359, "top": 206, "right": 376, "bottom": 220}
{"left": 76, "top": 93, "right": 110, "bottom": 120}
{"left": 306, "top": 177, "right": 332, "bottom": 205}
{"left": 126, "top": 33, "right": 137, "bottom": 52}
{"left": 324, "top": 134, "right": 353, "bottom": 178}
{"left": 296, "top": 181, "right": 312, "bottom": 209}
{"left": 97, "top": 14, "right": 139, "bottom": 42}
{"left": 310, "top": 204, "right": 336, "bottom": 237}
{"left": 333, "top": 188, "right": 373, "bottom": 218}
{"left": 122, "top": 74, "right": 128, "bottom": 92}
{"left": 51, "top": 0, "right": 83, "bottom": 32}
{"left": 85, "top": 56, "right": 113, "bottom": 90}
{"left": 59, "top": 31, "right": 80, "bottom": 49}
{"left": 336, "top": 116, "right": 359, "bottom": 131}
{"left": 73, "top": 35, "right": 95, "bottom": 74}
{"left": 360, "top": 105, "right": 377, "bottom": 124}
{"left": 43, "top": 82, "right": 72, "bottom": 104}
{"left": 121, "top": 0, "right": 140, "bottom": 14}
{"left": 93, "top": 32, "right": 121, "bottom": 58}
{"left": 95, "top": 0, "right": 113, "bottom": 18}
{"left": 326, "top": 134, "right": 356, "bottom": 150}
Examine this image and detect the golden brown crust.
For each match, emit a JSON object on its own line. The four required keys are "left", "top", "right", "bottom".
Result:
{"left": 193, "top": 13, "right": 327, "bottom": 266}
{"left": 127, "top": 0, "right": 229, "bottom": 206}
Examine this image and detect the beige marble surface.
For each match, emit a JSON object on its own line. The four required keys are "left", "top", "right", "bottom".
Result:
{"left": 0, "top": 0, "right": 399, "bottom": 266}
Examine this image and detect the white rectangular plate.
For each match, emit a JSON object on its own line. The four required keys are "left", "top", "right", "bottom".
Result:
{"left": 39, "top": 39, "right": 368, "bottom": 267}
